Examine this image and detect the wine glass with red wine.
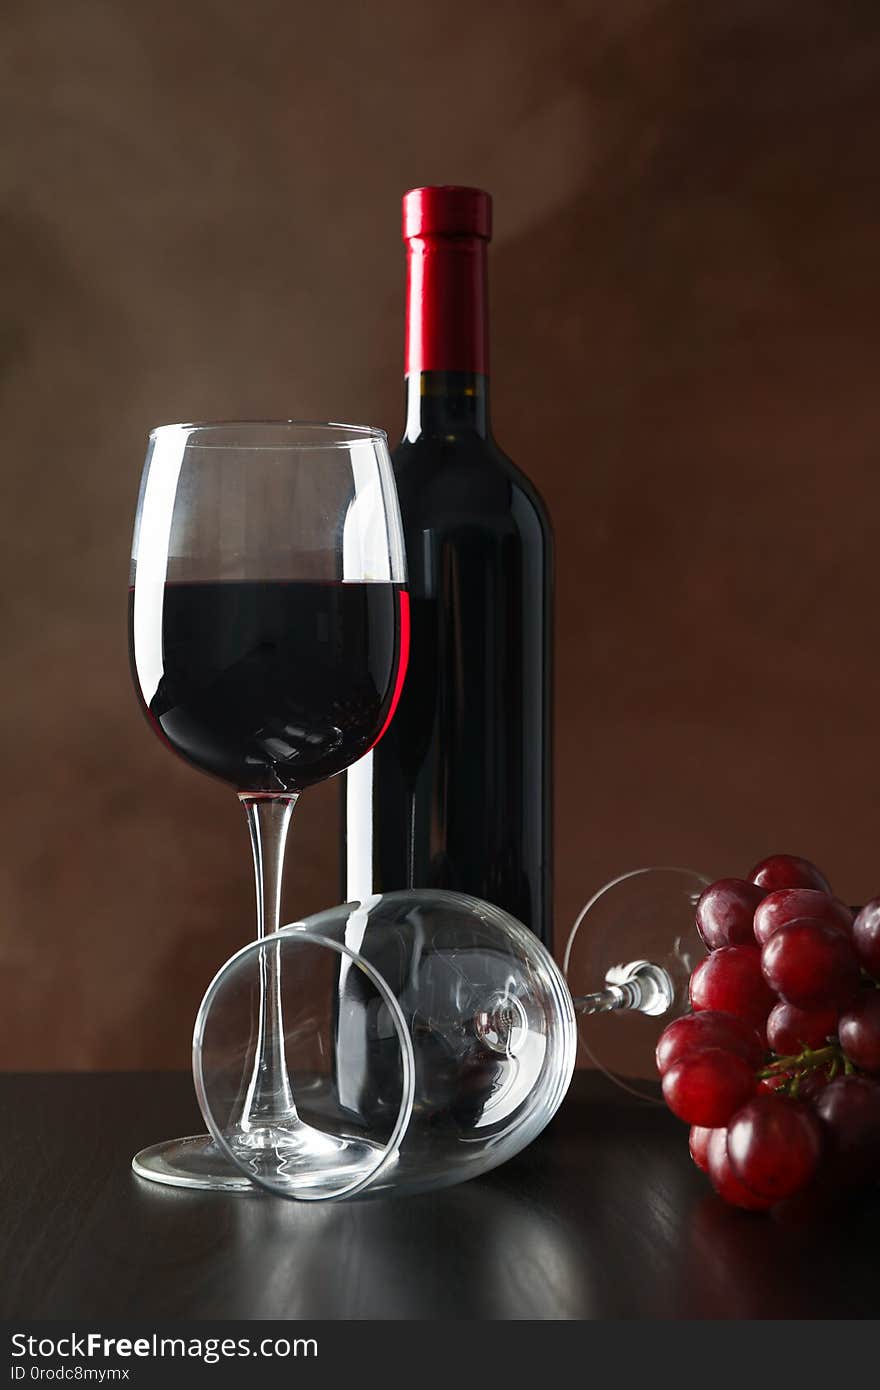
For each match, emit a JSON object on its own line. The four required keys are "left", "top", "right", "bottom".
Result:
{"left": 128, "top": 421, "right": 408, "bottom": 1190}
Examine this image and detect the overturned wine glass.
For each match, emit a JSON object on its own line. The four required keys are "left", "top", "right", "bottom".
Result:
{"left": 193, "top": 868, "right": 710, "bottom": 1201}
{"left": 194, "top": 891, "right": 574, "bottom": 1202}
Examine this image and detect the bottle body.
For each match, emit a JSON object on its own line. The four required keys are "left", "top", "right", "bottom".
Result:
{"left": 343, "top": 189, "right": 553, "bottom": 946}
{"left": 345, "top": 382, "right": 554, "bottom": 944}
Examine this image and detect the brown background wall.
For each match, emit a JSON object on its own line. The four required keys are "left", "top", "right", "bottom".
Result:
{"left": 2, "top": 0, "right": 880, "bottom": 1069}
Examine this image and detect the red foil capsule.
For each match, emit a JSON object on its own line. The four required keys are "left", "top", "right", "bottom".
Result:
{"left": 402, "top": 185, "right": 492, "bottom": 376}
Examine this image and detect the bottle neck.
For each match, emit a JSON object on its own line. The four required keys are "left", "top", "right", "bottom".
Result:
{"left": 404, "top": 371, "right": 490, "bottom": 441}
{"left": 403, "top": 232, "right": 490, "bottom": 441}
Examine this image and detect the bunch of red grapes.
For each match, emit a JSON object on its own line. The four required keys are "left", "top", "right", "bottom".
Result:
{"left": 656, "top": 853, "right": 880, "bottom": 1211}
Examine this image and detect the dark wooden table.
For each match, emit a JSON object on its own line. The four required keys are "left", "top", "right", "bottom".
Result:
{"left": 1, "top": 1072, "right": 877, "bottom": 1320}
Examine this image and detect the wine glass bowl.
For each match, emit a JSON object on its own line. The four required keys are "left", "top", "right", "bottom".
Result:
{"left": 128, "top": 421, "right": 408, "bottom": 1190}
{"left": 193, "top": 890, "right": 577, "bottom": 1201}
{"left": 130, "top": 421, "right": 408, "bottom": 797}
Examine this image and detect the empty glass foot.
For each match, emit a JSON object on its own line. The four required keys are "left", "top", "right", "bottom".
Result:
{"left": 132, "top": 1123, "right": 388, "bottom": 1194}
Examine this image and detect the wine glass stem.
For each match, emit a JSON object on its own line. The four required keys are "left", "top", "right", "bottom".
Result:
{"left": 239, "top": 793, "right": 299, "bottom": 1131}
{"left": 571, "top": 961, "right": 675, "bottom": 1019}
{"left": 573, "top": 982, "right": 642, "bottom": 1016}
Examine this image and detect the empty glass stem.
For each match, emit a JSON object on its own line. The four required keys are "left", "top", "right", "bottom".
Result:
{"left": 573, "top": 960, "right": 675, "bottom": 1020}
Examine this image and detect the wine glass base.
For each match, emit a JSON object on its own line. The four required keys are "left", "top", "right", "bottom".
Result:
{"left": 132, "top": 1134, "right": 255, "bottom": 1191}
{"left": 132, "top": 1125, "right": 390, "bottom": 1196}
{"left": 565, "top": 867, "right": 710, "bottom": 1102}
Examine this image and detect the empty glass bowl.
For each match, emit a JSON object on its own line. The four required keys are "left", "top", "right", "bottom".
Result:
{"left": 193, "top": 890, "right": 577, "bottom": 1201}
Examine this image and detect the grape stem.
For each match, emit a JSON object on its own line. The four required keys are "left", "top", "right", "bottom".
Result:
{"left": 758, "top": 1042, "right": 840, "bottom": 1079}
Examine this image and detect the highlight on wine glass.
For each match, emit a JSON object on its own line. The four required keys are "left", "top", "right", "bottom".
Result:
{"left": 193, "top": 890, "right": 577, "bottom": 1201}
{"left": 128, "top": 421, "right": 409, "bottom": 1190}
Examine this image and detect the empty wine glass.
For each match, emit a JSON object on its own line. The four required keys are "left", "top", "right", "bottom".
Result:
{"left": 191, "top": 869, "right": 710, "bottom": 1201}
{"left": 194, "top": 889, "right": 576, "bottom": 1201}
{"left": 129, "top": 421, "right": 408, "bottom": 1190}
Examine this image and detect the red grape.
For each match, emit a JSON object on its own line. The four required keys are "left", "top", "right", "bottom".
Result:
{"left": 696, "top": 879, "right": 766, "bottom": 951}
{"left": 760, "top": 919, "right": 860, "bottom": 1010}
{"left": 689, "top": 1125, "right": 712, "bottom": 1173}
{"left": 753, "top": 889, "right": 852, "bottom": 946}
{"left": 661, "top": 1047, "right": 756, "bottom": 1127}
{"left": 655, "top": 1010, "right": 764, "bottom": 1075}
{"left": 749, "top": 854, "right": 832, "bottom": 895}
{"left": 766, "top": 1001, "right": 838, "bottom": 1054}
{"left": 727, "top": 1094, "right": 823, "bottom": 1201}
{"left": 838, "top": 991, "right": 880, "bottom": 1074}
{"left": 815, "top": 1075, "right": 880, "bottom": 1186}
{"left": 853, "top": 899, "right": 880, "bottom": 977}
{"left": 706, "top": 1128, "right": 776, "bottom": 1211}
{"left": 689, "top": 945, "right": 776, "bottom": 1033}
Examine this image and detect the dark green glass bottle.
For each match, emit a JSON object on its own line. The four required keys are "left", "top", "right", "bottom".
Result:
{"left": 344, "top": 186, "right": 553, "bottom": 945}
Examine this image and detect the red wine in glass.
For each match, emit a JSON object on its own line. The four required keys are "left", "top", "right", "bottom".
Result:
{"left": 130, "top": 579, "right": 409, "bottom": 793}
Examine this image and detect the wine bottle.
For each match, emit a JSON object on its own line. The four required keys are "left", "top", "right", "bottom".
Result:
{"left": 344, "top": 185, "right": 553, "bottom": 945}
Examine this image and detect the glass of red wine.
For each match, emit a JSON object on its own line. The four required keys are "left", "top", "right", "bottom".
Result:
{"left": 129, "top": 421, "right": 408, "bottom": 1190}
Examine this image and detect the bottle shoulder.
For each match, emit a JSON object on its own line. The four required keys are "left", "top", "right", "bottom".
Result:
{"left": 391, "top": 433, "right": 553, "bottom": 541}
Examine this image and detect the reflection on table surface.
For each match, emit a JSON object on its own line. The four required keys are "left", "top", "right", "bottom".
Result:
{"left": 2, "top": 1072, "right": 878, "bottom": 1320}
